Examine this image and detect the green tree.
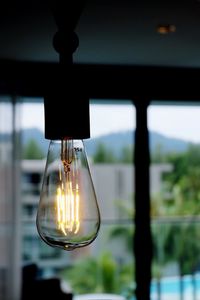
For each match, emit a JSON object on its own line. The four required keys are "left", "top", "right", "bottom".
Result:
{"left": 161, "top": 222, "right": 200, "bottom": 300}
{"left": 166, "top": 144, "right": 200, "bottom": 186}
{"left": 120, "top": 146, "right": 133, "bottom": 164}
{"left": 60, "top": 256, "right": 99, "bottom": 294}
{"left": 151, "top": 144, "right": 200, "bottom": 299}
{"left": 151, "top": 143, "right": 166, "bottom": 163}
{"left": 93, "top": 143, "right": 116, "bottom": 163}
{"left": 162, "top": 144, "right": 200, "bottom": 215}
{"left": 109, "top": 201, "right": 134, "bottom": 252}
{"left": 22, "top": 139, "right": 45, "bottom": 159}
{"left": 60, "top": 252, "right": 133, "bottom": 295}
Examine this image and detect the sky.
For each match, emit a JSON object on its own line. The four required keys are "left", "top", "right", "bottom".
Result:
{"left": 20, "top": 101, "right": 200, "bottom": 143}
{"left": 20, "top": 101, "right": 135, "bottom": 138}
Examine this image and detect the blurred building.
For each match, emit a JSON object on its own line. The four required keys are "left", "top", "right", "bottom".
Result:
{"left": 20, "top": 159, "right": 172, "bottom": 276}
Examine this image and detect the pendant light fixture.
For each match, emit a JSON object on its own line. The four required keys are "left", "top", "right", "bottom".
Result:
{"left": 36, "top": 1, "right": 100, "bottom": 251}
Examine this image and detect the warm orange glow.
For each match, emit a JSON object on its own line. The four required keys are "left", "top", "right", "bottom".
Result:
{"left": 56, "top": 182, "right": 80, "bottom": 235}
{"left": 157, "top": 24, "right": 176, "bottom": 34}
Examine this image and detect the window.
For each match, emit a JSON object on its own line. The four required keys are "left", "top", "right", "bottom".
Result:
{"left": 149, "top": 104, "right": 200, "bottom": 300}
{"left": 19, "top": 99, "right": 135, "bottom": 297}
{"left": 0, "top": 63, "right": 199, "bottom": 300}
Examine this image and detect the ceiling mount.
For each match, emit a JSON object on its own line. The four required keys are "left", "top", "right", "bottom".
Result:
{"left": 44, "top": 0, "right": 90, "bottom": 140}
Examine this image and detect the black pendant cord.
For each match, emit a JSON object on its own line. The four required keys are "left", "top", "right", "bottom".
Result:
{"left": 44, "top": 0, "right": 90, "bottom": 140}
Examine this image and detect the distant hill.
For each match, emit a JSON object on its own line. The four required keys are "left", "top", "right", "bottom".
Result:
{"left": 85, "top": 131, "right": 133, "bottom": 157}
{"left": 21, "top": 128, "right": 133, "bottom": 157}
{"left": 149, "top": 130, "right": 191, "bottom": 153}
{"left": 85, "top": 130, "right": 192, "bottom": 157}
{"left": 1, "top": 127, "right": 194, "bottom": 157}
{"left": 21, "top": 127, "right": 49, "bottom": 154}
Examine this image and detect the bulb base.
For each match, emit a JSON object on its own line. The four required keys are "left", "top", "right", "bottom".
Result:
{"left": 44, "top": 95, "right": 90, "bottom": 140}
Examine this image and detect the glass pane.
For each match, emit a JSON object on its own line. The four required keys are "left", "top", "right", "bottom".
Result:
{"left": 0, "top": 97, "right": 21, "bottom": 300}
{"left": 20, "top": 99, "right": 135, "bottom": 300}
{"left": 148, "top": 104, "right": 200, "bottom": 300}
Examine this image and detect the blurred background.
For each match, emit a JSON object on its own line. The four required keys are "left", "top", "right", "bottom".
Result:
{"left": 1, "top": 1, "right": 200, "bottom": 300}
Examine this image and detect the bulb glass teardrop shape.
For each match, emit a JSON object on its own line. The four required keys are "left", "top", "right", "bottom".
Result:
{"left": 36, "top": 139, "right": 100, "bottom": 251}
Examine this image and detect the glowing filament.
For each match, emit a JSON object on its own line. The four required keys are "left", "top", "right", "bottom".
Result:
{"left": 56, "top": 183, "right": 80, "bottom": 235}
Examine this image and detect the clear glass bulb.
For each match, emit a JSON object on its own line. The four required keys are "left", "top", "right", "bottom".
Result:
{"left": 36, "top": 139, "right": 100, "bottom": 251}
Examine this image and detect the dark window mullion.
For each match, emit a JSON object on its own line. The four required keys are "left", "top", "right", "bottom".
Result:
{"left": 134, "top": 99, "right": 152, "bottom": 300}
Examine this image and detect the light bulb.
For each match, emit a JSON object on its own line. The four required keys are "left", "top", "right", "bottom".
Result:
{"left": 36, "top": 139, "right": 100, "bottom": 250}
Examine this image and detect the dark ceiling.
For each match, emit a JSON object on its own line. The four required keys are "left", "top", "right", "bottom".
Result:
{"left": 0, "top": 0, "right": 200, "bottom": 68}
